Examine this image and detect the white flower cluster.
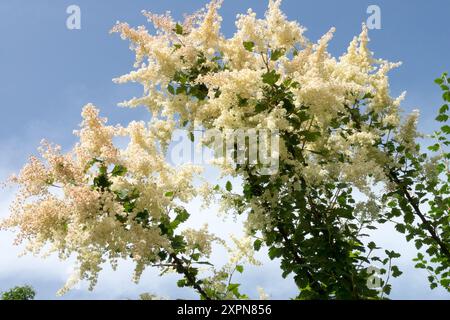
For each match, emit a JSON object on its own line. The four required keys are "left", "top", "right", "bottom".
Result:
{"left": 1, "top": 104, "right": 202, "bottom": 293}
{"left": 111, "top": 0, "right": 409, "bottom": 197}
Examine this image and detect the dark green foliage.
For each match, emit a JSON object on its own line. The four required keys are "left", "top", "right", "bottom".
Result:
{"left": 1, "top": 285, "right": 36, "bottom": 300}
{"left": 243, "top": 41, "right": 255, "bottom": 52}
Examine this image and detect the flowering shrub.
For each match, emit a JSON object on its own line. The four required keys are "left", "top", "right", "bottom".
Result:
{"left": 1, "top": 0, "right": 449, "bottom": 299}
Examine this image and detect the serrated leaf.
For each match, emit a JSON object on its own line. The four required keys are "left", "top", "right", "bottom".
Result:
{"left": 395, "top": 224, "right": 406, "bottom": 234}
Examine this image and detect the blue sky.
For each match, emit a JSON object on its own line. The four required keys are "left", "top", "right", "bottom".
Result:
{"left": 0, "top": 0, "right": 449, "bottom": 299}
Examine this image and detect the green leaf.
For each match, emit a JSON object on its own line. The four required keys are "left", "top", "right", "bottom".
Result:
{"left": 158, "top": 251, "right": 168, "bottom": 261}
{"left": 428, "top": 143, "right": 440, "bottom": 152}
{"left": 404, "top": 210, "right": 414, "bottom": 224}
{"left": 227, "top": 283, "right": 240, "bottom": 293}
{"left": 387, "top": 200, "right": 397, "bottom": 208}
{"left": 171, "top": 235, "right": 187, "bottom": 251}
{"left": 175, "top": 208, "right": 190, "bottom": 223}
{"left": 226, "top": 181, "right": 233, "bottom": 192}
{"left": 243, "top": 41, "right": 255, "bottom": 52}
{"left": 301, "top": 131, "right": 321, "bottom": 142}
{"left": 174, "top": 23, "right": 183, "bottom": 35}
{"left": 270, "top": 48, "right": 285, "bottom": 61}
{"left": 164, "top": 191, "right": 174, "bottom": 197}
{"left": 440, "top": 278, "right": 450, "bottom": 288}
{"left": 268, "top": 246, "right": 283, "bottom": 260}
{"left": 443, "top": 91, "right": 450, "bottom": 102}
{"left": 391, "top": 266, "right": 403, "bottom": 278}
{"left": 236, "top": 265, "right": 244, "bottom": 273}
{"left": 99, "top": 165, "right": 107, "bottom": 175}
{"left": 191, "top": 253, "right": 200, "bottom": 261}
{"left": 363, "top": 92, "right": 374, "bottom": 100}
{"left": 237, "top": 96, "right": 248, "bottom": 107}
{"left": 436, "top": 114, "right": 449, "bottom": 122}
{"left": 395, "top": 224, "right": 406, "bottom": 234}
{"left": 415, "top": 240, "right": 423, "bottom": 250}
{"left": 385, "top": 250, "right": 401, "bottom": 259}
{"left": 177, "top": 279, "right": 186, "bottom": 287}
{"left": 368, "top": 241, "right": 377, "bottom": 250}
{"left": 255, "top": 102, "right": 267, "bottom": 113}
{"left": 441, "top": 125, "right": 450, "bottom": 134}
{"left": 253, "top": 239, "right": 262, "bottom": 251}
{"left": 439, "top": 104, "right": 449, "bottom": 114}
{"left": 391, "top": 207, "right": 402, "bottom": 217}
{"left": 262, "top": 70, "right": 280, "bottom": 86}
{"left": 167, "top": 84, "right": 175, "bottom": 95}
{"left": 189, "top": 132, "right": 195, "bottom": 142}
{"left": 111, "top": 164, "right": 127, "bottom": 177}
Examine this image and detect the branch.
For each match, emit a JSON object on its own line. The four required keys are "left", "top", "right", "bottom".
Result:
{"left": 169, "top": 253, "right": 212, "bottom": 300}
{"left": 388, "top": 169, "right": 450, "bottom": 260}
